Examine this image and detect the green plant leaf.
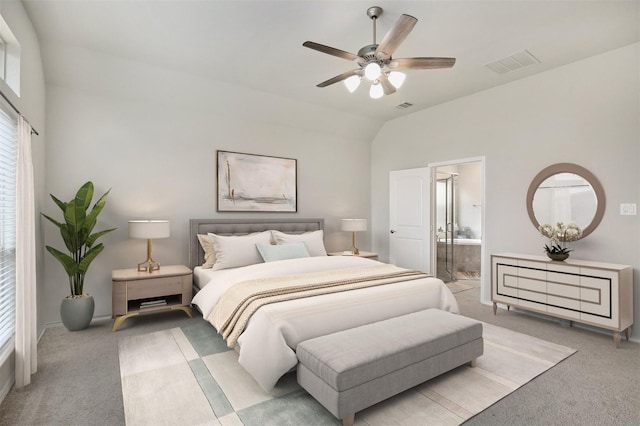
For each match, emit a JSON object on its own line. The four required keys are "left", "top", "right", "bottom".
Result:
{"left": 77, "top": 244, "right": 104, "bottom": 274}
{"left": 41, "top": 213, "right": 63, "bottom": 229}
{"left": 50, "top": 194, "right": 67, "bottom": 213}
{"left": 87, "top": 228, "right": 117, "bottom": 248}
{"left": 76, "top": 181, "right": 94, "bottom": 213}
{"left": 45, "top": 246, "right": 78, "bottom": 277}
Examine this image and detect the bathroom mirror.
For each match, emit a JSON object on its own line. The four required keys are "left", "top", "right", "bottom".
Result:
{"left": 526, "top": 163, "right": 605, "bottom": 239}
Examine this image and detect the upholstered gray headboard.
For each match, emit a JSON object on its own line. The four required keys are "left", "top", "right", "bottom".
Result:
{"left": 189, "top": 218, "right": 325, "bottom": 270}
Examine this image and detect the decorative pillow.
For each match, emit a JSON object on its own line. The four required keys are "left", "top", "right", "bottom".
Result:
{"left": 209, "top": 231, "right": 272, "bottom": 271}
{"left": 256, "top": 242, "right": 310, "bottom": 263}
{"left": 197, "top": 234, "right": 216, "bottom": 269}
{"left": 271, "top": 230, "right": 327, "bottom": 257}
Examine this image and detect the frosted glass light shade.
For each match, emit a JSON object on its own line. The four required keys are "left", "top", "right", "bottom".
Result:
{"left": 341, "top": 219, "right": 367, "bottom": 232}
{"left": 388, "top": 71, "right": 406, "bottom": 89}
{"left": 128, "top": 220, "right": 170, "bottom": 239}
{"left": 344, "top": 75, "right": 361, "bottom": 93}
{"left": 369, "top": 82, "right": 384, "bottom": 99}
{"left": 364, "top": 62, "right": 381, "bottom": 80}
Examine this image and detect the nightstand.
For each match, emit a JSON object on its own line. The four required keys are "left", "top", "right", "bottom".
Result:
{"left": 328, "top": 251, "right": 379, "bottom": 260}
{"left": 111, "top": 264, "right": 193, "bottom": 331}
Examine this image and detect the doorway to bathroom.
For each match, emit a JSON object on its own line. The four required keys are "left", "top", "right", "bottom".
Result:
{"left": 433, "top": 159, "right": 483, "bottom": 285}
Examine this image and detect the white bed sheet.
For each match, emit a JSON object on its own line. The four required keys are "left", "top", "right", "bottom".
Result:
{"left": 191, "top": 256, "right": 459, "bottom": 391}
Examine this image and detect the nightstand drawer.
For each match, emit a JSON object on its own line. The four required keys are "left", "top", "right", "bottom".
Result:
{"left": 127, "top": 276, "right": 183, "bottom": 300}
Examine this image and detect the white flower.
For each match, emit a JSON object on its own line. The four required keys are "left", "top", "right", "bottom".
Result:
{"left": 539, "top": 222, "right": 583, "bottom": 254}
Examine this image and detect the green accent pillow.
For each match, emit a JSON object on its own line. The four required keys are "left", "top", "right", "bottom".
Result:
{"left": 256, "top": 242, "right": 310, "bottom": 263}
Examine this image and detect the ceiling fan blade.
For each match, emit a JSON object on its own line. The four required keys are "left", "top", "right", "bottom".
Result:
{"left": 378, "top": 74, "right": 396, "bottom": 95}
{"left": 375, "top": 14, "right": 418, "bottom": 59}
{"left": 303, "top": 41, "right": 360, "bottom": 61}
{"left": 388, "top": 57, "right": 456, "bottom": 70}
{"left": 316, "top": 69, "right": 360, "bottom": 87}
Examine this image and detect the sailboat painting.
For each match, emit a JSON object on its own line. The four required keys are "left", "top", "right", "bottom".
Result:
{"left": 217, "top": 150, "right": 297, "bottom": 212}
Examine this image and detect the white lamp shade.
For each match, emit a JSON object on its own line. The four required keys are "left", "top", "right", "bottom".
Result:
{"left": 341, "top": 219, "right": 367, "bottom": 232}
{"left": 388, "top": 71, "right": 406, "bottom": 89}
{"left": 369, "top": 82, "right": 384, "bottom": 99}
{"left": 344, "top": 75, "right": 361, "bottom": 93}
{"left": 128, "top": 220, "right": 170, "bottom": 239}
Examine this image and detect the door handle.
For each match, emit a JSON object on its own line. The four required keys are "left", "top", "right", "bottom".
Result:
{"left": 390, "top": 230, "right": 396, "bottom": 234}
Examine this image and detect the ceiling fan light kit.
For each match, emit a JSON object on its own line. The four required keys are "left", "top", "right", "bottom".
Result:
{"left": 344, "top": 75, "right": 361, "bottom": 93}
{"left": 303, "top": 5, "right": 456, "bottom": 100}
{"left": 364, "top": 62, "right": 382, "bottom": 80}
{"left": 370, "top": 81, "right": 384, "bottom": 99}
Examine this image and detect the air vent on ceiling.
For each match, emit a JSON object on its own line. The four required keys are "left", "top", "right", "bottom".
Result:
{"left": 396, "top": 102, "right": 414, "bottom": 110}
{"left": 485, "top": 50, "right": 540, "bottom": 74}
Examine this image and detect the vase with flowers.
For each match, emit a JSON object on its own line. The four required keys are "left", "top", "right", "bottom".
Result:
{"left": 538, "top": 222, "right": 583, "bottom": 261}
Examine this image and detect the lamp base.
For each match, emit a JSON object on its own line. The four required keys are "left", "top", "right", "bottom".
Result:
{"left": 137, "top": 238, "right": 161, "bottom": 272}
{"left": 351, "top": 231, "right": 360, "bottom": 255}
{"left": 137, "top": 260, "right": 160, "bottom": 273}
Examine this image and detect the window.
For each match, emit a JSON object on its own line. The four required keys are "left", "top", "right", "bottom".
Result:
{"left": 0, "top": 14, "right": 20, "bottom": 96}
{"left": 0, "top": 106, "right": 16, "bottom": 351}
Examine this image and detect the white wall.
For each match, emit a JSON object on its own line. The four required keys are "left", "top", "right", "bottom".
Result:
{"left": 0, "top": 0, "right": 46, "bottom": 401}
{"left": 42, "top": 55, "right": 373, "bottom": 324}
{"left": 371, "top": 43, "right": 640, "bottom": 339}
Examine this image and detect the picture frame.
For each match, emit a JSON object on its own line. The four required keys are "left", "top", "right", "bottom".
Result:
{"left": 216, "top": 150, "right": 297, "bottom": 212}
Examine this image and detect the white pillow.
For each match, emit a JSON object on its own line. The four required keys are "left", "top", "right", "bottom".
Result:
{"left": 256, "top": 242, "right": 310, "bottom": 263}
{"left": 209, "top": 231, "right": 272, "bottom": 271}
{"left": 271, "top": 230, "right": 327, "bottom": 257}
{"left": 197, "top": 234, "right": 216, "bottom": 269}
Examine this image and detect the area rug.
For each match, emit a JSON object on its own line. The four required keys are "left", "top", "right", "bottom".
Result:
{"left": 118, "top": 320, "right": 576, "bottom": 426}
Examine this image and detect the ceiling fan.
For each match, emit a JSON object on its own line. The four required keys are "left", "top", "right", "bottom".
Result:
{"left": 303, "top": 6, "right": 456, "bottom": 99}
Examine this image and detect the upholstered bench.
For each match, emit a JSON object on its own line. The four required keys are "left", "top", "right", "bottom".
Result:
{"left": 296, "top": 308, "right": 483, "bottom": 426}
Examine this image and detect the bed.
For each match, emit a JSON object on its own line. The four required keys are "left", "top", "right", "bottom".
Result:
{"left": 189, "top": 218, "right": 460, "bottom": 391}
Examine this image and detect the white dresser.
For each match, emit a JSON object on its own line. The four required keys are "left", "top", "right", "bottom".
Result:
{"left": 491, "top": 253, "right": 633, "bottom": 347}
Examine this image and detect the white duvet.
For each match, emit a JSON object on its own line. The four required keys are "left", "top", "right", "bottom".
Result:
{"left": 192, "top": 256, "right": 459, "bottom": 391}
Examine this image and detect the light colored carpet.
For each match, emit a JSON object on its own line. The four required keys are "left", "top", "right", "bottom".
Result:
{"left": 119, "top": 320, "right": 576, "bottom": 426}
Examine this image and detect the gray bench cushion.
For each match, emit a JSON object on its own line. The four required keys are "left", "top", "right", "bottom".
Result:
{"left": 297, "top": 308, "right": 482, "bottom": 392}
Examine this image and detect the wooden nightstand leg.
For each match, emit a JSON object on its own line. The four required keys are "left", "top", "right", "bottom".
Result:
{"left": 112, "top": 312, "right": 139, "bottom": 332}
{"left": 172, "top": 306, "right": 193, "bottom": 318}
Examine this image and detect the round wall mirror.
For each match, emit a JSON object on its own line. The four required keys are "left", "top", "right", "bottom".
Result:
{"left": 526, "top": 163, "right": 605, "bottom": 239}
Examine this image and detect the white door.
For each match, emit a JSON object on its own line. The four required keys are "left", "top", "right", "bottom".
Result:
{"left": 389, "top": 167, "right": 431, "bottom": 272}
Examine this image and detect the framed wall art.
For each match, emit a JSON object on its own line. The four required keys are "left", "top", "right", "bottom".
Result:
{"left": 216, "top": 150, "right": 297, "bottom": 212}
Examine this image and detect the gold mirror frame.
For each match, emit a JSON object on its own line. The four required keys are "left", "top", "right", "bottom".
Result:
{"left": 526, "top": 163, "right": 605, "bottom": 239}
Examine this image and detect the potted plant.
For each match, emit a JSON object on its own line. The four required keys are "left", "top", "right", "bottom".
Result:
{"left": 539, "top": 222, "right": 583, "bottom": 261}
{"left": 42, "top": 181, "right": 116, "bottom": 331}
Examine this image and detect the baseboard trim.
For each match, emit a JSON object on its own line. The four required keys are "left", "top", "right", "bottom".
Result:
{"left": 44, "top": 314, "right": 112, "bottom": 329}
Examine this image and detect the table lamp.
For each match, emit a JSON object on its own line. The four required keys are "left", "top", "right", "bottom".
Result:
{"left": 341, "top": 219, "right": 367, "bottom": 255}
{"left": 128, "top": 220, "right": 170, "bottom": 272}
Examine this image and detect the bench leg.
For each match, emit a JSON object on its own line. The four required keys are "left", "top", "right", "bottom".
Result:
{"left": 469, "top": 358, "right": 477, "bottom": 368}
{"left": 342, "top": 413, "right": 355, "bottom": 426}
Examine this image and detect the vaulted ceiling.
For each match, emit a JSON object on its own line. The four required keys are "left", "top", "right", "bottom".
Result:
{"left": 23, "top": 0, "right": 640, "bottom": 123}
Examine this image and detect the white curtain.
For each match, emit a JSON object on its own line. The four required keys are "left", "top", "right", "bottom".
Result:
{"left": 15, "top": 116, "right": 37, "bottom": 388}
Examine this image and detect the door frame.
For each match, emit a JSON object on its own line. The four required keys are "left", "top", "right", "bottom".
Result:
{"left": 429, "top": 156, "right": 488, "bottom": 304}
